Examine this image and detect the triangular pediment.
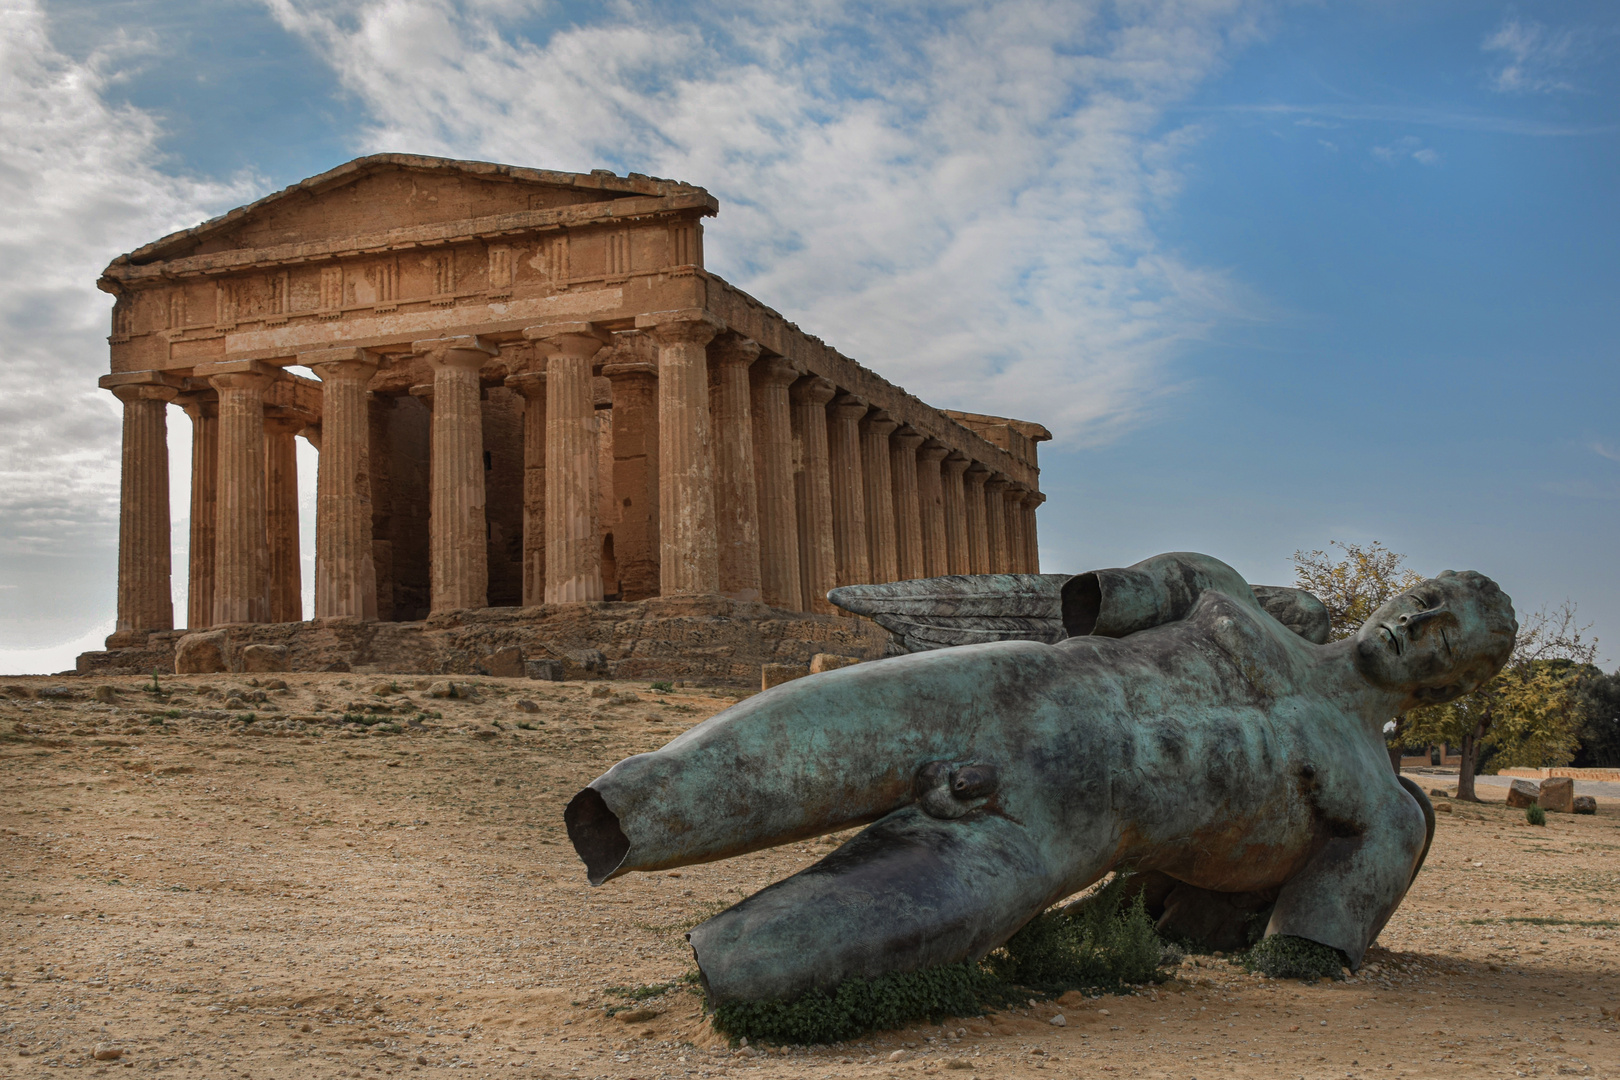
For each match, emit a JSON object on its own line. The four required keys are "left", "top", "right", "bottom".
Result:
{"left": 119, "top": 154, "right": 709, "bottom": 266}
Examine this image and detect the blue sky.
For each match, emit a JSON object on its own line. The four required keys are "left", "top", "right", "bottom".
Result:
{"left": 0, "top": 0, "right": 1615, "bottom": 672}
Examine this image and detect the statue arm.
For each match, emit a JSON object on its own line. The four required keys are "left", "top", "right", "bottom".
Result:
{"left": 1061, "top": 551, "right": 1262, "bottom": 637}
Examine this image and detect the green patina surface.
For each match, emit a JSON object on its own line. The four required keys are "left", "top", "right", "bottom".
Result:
{"left": 565, "top": 552, "right": 1517, "bottom": 1009}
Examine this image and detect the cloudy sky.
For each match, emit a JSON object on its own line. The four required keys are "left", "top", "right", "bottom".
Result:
{"left": 1, "top": 0, "right": 1616, "bottom": 673}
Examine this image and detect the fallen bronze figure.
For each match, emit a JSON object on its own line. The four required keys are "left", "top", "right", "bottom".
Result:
{"left": 566, "top": 552, "right": 1516, "bottom": 1008}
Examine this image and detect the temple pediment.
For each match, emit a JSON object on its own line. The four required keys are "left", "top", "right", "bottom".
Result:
{"left": 109, "top": 154, "right": 714, "bottom": 272}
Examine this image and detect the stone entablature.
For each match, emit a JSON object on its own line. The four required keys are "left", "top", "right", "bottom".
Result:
{"left": 95, "top": 154, "right": 1050, "bottom": 646}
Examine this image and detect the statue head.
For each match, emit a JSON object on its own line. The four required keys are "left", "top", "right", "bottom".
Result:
{"left": 1353, "top": 571, "right": 1517, "bottom": 706}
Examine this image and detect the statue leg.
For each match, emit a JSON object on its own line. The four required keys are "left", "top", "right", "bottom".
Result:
{"left": 689, "top": 804, "right": 1077, "bottom": 1005}
{"left": 1263, "top": 779, "right": 1430, "bottom": 969}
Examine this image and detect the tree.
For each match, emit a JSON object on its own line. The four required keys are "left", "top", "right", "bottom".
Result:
{"left": 1405, "top": 601, "right": 1596, "bottom": 801}
{"left": 1292, "top": 541, "right": 1425, "bottom": 770}
{"left": 1291, "top": 540, "right": 1425, "bottom": 643}
{"left": 1575, "top": 669, "right": 1620, "bottom": 767}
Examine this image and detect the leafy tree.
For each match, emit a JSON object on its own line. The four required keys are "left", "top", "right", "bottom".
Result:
{"left": 1292, "top": 541, "right": 1424, "bottom": 769}
{"left": 1406, "top": 602, "right": 1596, "bottom": 801}
{"left": 1574, "top": 669, "right": 1620, "bottom": 767}
{"left": 1291, "top": 540, "right": 1425, "bottom": 642}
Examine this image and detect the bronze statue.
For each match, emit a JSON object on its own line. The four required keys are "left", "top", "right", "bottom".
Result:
{"left": 565, "top": 553, "right": 1516, "bottom": 1007}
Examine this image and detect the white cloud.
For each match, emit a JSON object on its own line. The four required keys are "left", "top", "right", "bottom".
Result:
{"left": 265, "top": 0, "right": 1267, "bottom": 444}
{"left": 0, "top": 1, "right": 259, "bottom": 560}
{"left": 1371, "top": 135, "right": 1438, "bottom": 167}
{"left": 1591, "top": 440, "right": 1620, "bottom": 464}
{"left": 1484, "top": 16, "right": 1582, "bottom": 94}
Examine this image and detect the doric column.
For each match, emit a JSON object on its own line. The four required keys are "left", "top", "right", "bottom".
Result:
{"left": 638, "top": 312, "right": 723, "bottom": 595}
{"left": 203, "top": 363, "right": 272, "bottom": 625}
{"left": 859, "top": 410, "right": 899, "bottom": 584}
{"left": 527, "top": 324, "right": 610, "bottom": 604}
{"left": 790, "top": 375, "right": 838, "bottom": 614}
{"left": 889, "top": 427, "right": 925, "bottom": 580}
{"left": 1023, "top": 490, "right": 1044, "bottom": 573}
{"left": 263, "top": 409, "right": 305, "bottom": 622}
{"left": 709, "top": 335, "right": 763, "bottom": 601}
{"left": 963, "top": 464, "right": 991, "bottom": 575}
{"left": 984, "top": 475, "right": 1012, "bottom": 574}
{"left": 826, "top": 392, "right": 870, "bottom": 589}
{"left": 415, "top": 335, "right": 498, "bottom": 614}
{"left": 750, "top": 356, "right": 802, "bottom": 610}
{"left": 941, "top": 452, "right": 971, "bottom": 575}
{"left": 307, "top": 349, "right": 379, "bottom": 620}
{"left": 1005, "top": 484, "right": 1030, "bottom": 574}
{"left": 178, "top": 390, "right": 218, "bottom": 629}
{"left": 105, "top": 377, "right": 178, "bottom": 643}
{"left": 504, "top": 368, "right": 547, "bottom": 607}
{"left": 917, "top": 441, "right": 950, "bottom": 578}
{"left": 601, "top": 353, "right": 661, "bottom": 602}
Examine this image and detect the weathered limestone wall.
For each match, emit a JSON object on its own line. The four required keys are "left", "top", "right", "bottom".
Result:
{"left": 77, "top": 599, "right": 891, "bottom": 686}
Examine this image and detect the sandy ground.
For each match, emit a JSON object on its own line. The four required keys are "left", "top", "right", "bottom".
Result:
{"left": 2, "top": 670, "right": 1619, "bottom": 1079}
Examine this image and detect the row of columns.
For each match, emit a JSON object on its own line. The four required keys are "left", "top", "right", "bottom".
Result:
{"left": 106, "top": 318, "right": 1043, "bottom": 639}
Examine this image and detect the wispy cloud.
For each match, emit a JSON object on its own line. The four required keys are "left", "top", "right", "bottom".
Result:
{"left": 0, "top": 1, "right": 258, "bottom": 563}
{"left": 1371, "top": 135, "right": 1439, "bottom": 167}
{"left": 1484, "top": 16, "right": 1583, "bottom": 94}
{"left": 1200, "top": 101, "right": 1617, "bottom": 137}
{"left": 1591, "top": 440, "right": 1620, "bottom": 464}
{"left": 264, "top": 0, "right": 1269, "bottom": 444}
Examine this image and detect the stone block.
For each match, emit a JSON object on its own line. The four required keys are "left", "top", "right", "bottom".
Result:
{"left": 1505, "top": 779, "right": 1540, "bottom": 809}
{"left": 762, "top": 663, "right": 809, "bottom": 691}
{"left": 525, "top": 659, "right": 563, "bottom": 681}
{"left": 1539, "top": 776, "right": 1575, "bottom": 813}
{"left": 810, "top": 653, "right": 861, "bottom": 674}
{"left": 174, "top": 630, "right": 228, "bottom": 675}
{"left": 485, "top": 646, "right": 525, "bottom": 678}
{"left": 91, "top": 684, "right": 118, "bottom": 703}
{"left": 1573, "top": 795, "right": 1597, "bottom": 815}
{"left": 240, "top": 644, "right": 289, "bottom": 673}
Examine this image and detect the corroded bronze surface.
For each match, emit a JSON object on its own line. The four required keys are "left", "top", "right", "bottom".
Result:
{"left": 566, "top": 552, "right": 1516, "bottom": 1005}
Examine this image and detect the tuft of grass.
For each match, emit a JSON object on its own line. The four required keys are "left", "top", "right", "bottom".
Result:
{"left": 985, "top": 876, "right": 1163, "bottom": 992}
{"left": 711, "top": 960, "right": 998, "bottom": 1046}
{"left": 650, "top": 681, "right": 674, "bottom": 693}
{"left": 1527, "top": 804, "right": 1547, "bottom": 826}
{"left": 1242, "top": 935, "right": 1345, "bottom": 981}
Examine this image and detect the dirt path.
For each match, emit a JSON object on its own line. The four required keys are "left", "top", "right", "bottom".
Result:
{"left": 3, "top": 671, "right": 1618, "bottom": 1078}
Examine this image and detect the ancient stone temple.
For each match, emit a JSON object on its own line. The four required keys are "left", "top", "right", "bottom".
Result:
{"left": 87, "top": 155, "right": 1048, "bottom": 677}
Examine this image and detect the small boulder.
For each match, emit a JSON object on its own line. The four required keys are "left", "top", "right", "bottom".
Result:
{"left": 240, "top": 644, "right": 288, "bottom": 673}
{"left": 485, "top": 647, "right": 525, "bottom": 678}
{"left": 324, "top": 660, "right": 351, "bottom": 673}
{"left": 1434, "top": 801, "right": 1452, "bottom": 813}
{"left": 174, "top": 630, "right": 229, "bottom": 675}
{"left": 1049, "top": 1013, "right": 1067, "bottom": 1027}
{"left": 525, "top": 659, "right": 563, "bottom": 682}
{"left": 761, "top": 663, "right": 809, "bottom": 691}
{"left": 428, "top": 681, "right": 456, "bottom": 699}
{"left": 1539, "top": 776, "right": 1576, "bottom": 814}
{"left": 91, "top": 1045, "right": 122, "bottom": 1061}
{"left": 516, "top": 699, "right": 541, "bottom": 713}
{"left": 91, "top": 685, "right": 118, "bottom": 703}
{"left": 810, "top": 653, "right": 860, "bottom": 674}
{"left": 37, "top": 686, "right": 78, "bottom": 700}
{"left": 1573, "top": 795, "right": 1598, "bottom": 815}
{"left": 1505, "top": 779, "right": 1540, "bottom": 809}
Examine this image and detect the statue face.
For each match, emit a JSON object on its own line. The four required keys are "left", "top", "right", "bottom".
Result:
{"left": 1352, "top": 576, "right": 1502, "bottom": 701}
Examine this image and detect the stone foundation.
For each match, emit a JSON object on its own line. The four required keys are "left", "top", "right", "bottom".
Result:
{"left": 76, "top": 595, "right": 892, "bottom": 686}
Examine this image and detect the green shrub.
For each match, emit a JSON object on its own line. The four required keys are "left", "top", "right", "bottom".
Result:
{"left": 650, "top": 681, "right": 674, "bottom": 693}
{"left": 1526, "top": 804, "right": 1547, "bottom": 826}
{"left": 711, "top": 961, "right": 997, "bottom": 1045}
{"left": 1242, "top": 935, "right": 1345, "bottom": 981}
{"left": 985, "top": 875, "right": 1162, "bottom": 992}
